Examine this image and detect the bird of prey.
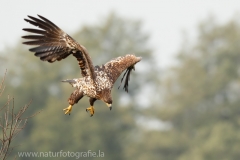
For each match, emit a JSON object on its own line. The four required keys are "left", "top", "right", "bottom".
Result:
{"left": 22, "top": 15, "right": 141, "bottom": 117}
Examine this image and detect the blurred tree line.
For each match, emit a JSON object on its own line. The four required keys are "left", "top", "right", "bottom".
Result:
{"left": 0, "top": 13, "right": 240, "bottom": 160}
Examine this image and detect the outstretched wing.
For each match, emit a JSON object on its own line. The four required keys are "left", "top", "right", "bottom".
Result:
{"left": 22, "top": 15, "right": 96, "bottom": 80}
{"left": 103, "top": 54, "right": 141, "bottom": 92}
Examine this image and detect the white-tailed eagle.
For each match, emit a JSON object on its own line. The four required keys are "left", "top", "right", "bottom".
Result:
{"left": 22, "top": 15, "right": 141, "bottom": 116}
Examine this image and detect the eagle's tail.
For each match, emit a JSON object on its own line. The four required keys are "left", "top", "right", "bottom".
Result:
{"left": 62, "top": 79, "right": 77, "bottom": 87}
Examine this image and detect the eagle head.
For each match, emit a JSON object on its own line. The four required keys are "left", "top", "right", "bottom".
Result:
{"left": 100, "top": 89, "right": 113, "bottom": 110}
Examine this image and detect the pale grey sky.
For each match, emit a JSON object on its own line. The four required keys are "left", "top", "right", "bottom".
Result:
{"left": 1, "top": 0, "right": 240, "bottom": 67}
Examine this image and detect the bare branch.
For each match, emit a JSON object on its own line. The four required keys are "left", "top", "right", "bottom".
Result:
{"left": 0, "top": 69, "right": 7, "bottom": 97}
{"left": 0, "top": 71, "right": 40, "bottom": 160}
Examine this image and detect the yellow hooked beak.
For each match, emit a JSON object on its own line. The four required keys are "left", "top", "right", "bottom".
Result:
{"left": 106, "top": 103, "right": 112, "bottom": 110}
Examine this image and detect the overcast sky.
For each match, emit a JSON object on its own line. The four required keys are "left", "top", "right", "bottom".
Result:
{"left": 1, "top": 0, "right": 240, "bottom": 68}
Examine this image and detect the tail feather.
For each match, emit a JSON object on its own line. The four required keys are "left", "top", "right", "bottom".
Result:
{"left": 62, "top": 79, "right": 76, "bottom": 87}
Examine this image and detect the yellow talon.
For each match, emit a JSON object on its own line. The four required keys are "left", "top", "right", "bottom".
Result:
{"left": 63, "top": 105, "right": 72, "bottom": 115}
{"left": 86, "top": 106, "right": 95, "bottom": 117}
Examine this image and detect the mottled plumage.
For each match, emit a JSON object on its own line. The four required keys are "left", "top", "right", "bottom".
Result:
{"left": 22, "top": 15, "right": 141, "bottom": 116}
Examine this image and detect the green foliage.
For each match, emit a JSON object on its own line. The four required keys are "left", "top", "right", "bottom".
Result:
{"left": 141, "top": 18, "right": 240, "bottom": 160}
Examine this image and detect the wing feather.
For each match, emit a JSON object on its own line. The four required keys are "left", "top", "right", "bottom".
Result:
{"left": 22, "top": 28, "right": 46, "bottom": 34}
{"left": 22, "top": 15, "right": 96, "bottom": 79}
{"left": 104, "top": 54, "right": 141, "bottom": 92}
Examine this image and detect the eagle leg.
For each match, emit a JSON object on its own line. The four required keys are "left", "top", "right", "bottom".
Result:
{"left": 86, "top": 98, "right": 97, "bottom": 117}
{"left": 63, "top": 90, "right": 84, "bottom": 115}
{"left": 63, "top": 105, "right": 72, "bottom": 115}
{"left": 86, "top": 106, "right": 95, "bottom": 117}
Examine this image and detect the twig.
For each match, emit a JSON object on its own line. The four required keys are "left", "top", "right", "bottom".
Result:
{"left": 0, "top": 71, "right": 40, "bottom": 160}
{"left": 0, "top": 70, "right": 7, "bottom": 97}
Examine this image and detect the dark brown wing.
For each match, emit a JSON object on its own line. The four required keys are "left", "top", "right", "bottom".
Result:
{"left": 22, "top": 15, "right": 96, "bottom": 80}
{"left": 103, "top": 54, "right": 141, "bottom": 92}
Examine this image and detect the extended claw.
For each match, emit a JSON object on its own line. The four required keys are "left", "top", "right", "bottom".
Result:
{"left": 86, "top": 106, "right": 95, "bottom": 117}
{"left": 63, "top": 105, "right": 72, "bottom": 115}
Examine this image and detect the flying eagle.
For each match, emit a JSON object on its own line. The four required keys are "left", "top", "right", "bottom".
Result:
{"left": 22, "top": 15, "right": 141, "bottom": 116}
